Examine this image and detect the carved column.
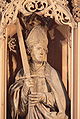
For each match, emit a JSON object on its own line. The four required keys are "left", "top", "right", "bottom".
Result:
{"left": 73, "top": 26, "right": 78, "bottom": 119}
{"left": 61, "top": 41, "right": 68, "bottom": 90}
{"left": 77, "top": 22, "right": 80, "bottom": 119}
{"left": 72, "top": 0, "right": 80, "bottom": 119}
{"left": 0, "top": 39, "right": 6, "bottom": 119}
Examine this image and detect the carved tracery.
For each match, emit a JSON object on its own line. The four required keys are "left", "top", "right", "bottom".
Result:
{"left": 0, "top": 0, "right": 75, "bottom": 32}
{"left": 0, "top": 0, "right": 75, "bottom": 57}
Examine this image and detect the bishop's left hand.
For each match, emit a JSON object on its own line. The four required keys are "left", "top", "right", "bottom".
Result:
{"left": 28, "top": 92, "right": 46, "bottom": 106}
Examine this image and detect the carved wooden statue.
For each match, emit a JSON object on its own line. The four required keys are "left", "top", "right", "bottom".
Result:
{"left": 9, "top": 25, "right": 68, "bottom": 119}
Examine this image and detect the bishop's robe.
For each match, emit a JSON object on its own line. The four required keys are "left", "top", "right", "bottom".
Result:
{"left": 9, "top": 63, "right": 68, "bottom": 119}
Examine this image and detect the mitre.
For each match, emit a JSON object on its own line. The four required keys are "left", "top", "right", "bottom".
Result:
{"left": 26, "top": 25, "right": 48, "bottom": 50}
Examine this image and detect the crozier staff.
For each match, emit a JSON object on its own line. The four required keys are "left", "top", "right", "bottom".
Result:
{"left": 9, "top": 25, "right": 68, "bottom": 119}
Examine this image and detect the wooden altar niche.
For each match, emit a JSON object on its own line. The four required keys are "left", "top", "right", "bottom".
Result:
{"left": 7, "top": 14, "right": 71, "bottom": 119}
{"left": 0, "top": 0, "right": 76, "bottom": 119}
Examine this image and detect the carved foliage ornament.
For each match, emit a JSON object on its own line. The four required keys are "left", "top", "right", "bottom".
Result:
{"left": 72, "top": 1, "right": 80, "bottom": 22}
{"left": 73, "top": 6, "right": 80, "bottom": 22}
{"left": 0, "top": 0, "right": 75, "bottom": 30}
